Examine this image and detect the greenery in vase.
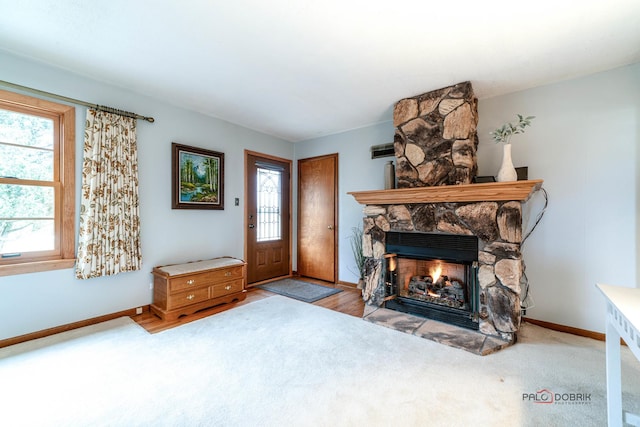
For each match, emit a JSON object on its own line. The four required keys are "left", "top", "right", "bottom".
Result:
{"left": 349, "top": 226, "right": 366, "bottom": 280}
{"left": 490, "top": 114, "right": 535, "bottom": 144}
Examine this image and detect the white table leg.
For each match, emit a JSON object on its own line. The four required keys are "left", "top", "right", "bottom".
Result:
{"left": 606, "top": 316, "right": 622, "bottom": 427}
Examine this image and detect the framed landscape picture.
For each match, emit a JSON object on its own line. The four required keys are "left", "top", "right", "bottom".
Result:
{"left": 172, "top": 143, "right": 224, "bottom": 210}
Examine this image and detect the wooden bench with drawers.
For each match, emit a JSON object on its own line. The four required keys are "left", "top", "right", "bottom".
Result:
{"left": 150, "top": 256, "right": 247, "bottom": 321}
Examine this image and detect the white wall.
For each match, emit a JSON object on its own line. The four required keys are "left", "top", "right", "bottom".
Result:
{"left": 0, "top": 51, "right": 294, "bottom": 340}
{"left": 297, "top": 63, "right": 640, "bottom": 333}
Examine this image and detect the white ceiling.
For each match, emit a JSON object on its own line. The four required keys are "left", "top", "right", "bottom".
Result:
{"left": 1, "top": 1, "right": 639, "bottom": 142}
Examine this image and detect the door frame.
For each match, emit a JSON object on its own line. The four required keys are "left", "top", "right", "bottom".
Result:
{"left": 296, "top": 153, "right": 339, "bottom": 283}
{"left": 244, "top": 150, "right": 293, "bottom": 286}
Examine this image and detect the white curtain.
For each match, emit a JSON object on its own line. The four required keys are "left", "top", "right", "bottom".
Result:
{"left": 75, "top": 109, "right": 142, "bottom": 279}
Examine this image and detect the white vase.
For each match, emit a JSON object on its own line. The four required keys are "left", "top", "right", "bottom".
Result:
{"left": 496, "top": 143, "right": 518, "bottom": 182}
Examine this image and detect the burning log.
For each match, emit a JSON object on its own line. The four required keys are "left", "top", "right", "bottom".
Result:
{"left": 406, "top": 274, "right": 468, "bottom": 309}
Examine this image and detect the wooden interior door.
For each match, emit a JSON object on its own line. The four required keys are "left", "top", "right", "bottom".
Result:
{"left": 297, "top": 153, "right": 338, "bottom": 282}
{"left": 245, "top": 152, "right": 291, "bottom": 284}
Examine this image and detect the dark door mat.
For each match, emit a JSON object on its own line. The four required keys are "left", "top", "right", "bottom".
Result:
{"left": 257, "top": 279, "right": 342, "bottom": 303}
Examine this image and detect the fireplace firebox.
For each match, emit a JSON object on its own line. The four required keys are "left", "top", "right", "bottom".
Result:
{"left": 384, "top": 232, "right": 479, "bottom": 330}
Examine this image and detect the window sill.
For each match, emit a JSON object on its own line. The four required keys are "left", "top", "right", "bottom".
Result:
{"left": 0, "top": 259, "right": 76, "bottom": 277}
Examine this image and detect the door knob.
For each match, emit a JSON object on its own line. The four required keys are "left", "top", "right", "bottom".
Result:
{"left": 327, "top": 225, "right": 333, "bottom": 230}
{"left": 249, "top": 224, "right": 255, "bottom": 229}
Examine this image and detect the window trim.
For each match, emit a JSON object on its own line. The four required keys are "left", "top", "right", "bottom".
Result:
{"left": 0, "top": 89, "right": 75, "bottom": 276}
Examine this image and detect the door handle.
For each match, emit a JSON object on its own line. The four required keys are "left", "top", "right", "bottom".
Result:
{"left": 249, "top": 224, "right": 255, "bottom": 229}
{"left": 327, "top": 225, "right": 333, "bottom": 230}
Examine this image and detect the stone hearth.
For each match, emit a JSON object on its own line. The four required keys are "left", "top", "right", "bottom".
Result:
{"left": 363, "top": 306, "right": 512, "bottom": 355}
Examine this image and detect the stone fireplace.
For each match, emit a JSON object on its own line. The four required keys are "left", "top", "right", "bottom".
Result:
{"left": 348, "top": 81, "right": 543, "bottom": 354}
{"left": 349, "top": 181, "right": 542, "bottom": 354}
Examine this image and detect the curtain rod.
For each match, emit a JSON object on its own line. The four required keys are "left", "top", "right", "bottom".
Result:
{"left": 0, "top": 80, "right": 155, "bottom": 123}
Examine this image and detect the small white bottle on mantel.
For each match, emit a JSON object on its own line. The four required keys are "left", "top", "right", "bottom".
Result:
{"left": 384, "top": 160, "right": 395, "bottom": 189}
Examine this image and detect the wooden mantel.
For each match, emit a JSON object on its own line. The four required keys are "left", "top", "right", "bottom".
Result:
{"left": 348, "top": 179, "right": 543, "bottom": 205}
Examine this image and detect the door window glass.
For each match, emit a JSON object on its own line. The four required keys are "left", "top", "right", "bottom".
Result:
{"left": 256, "top": 167, "right": 282, "bottom": 242}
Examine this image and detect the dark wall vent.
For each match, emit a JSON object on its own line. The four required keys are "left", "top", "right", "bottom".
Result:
{"left": 370, "top": 143, "right": 394, "bottom": 159}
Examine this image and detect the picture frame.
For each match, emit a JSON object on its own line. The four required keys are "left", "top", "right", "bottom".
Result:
{"left": 172, "top": 143, "right": 224, "bottom": 210}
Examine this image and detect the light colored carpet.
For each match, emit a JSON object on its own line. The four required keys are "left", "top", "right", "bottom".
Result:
{"left": 0, "top": 295, "right": 639, "bottom": 427}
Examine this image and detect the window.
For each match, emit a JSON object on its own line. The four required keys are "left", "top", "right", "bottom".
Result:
{"left": 0, "top": 89, "right": 75, "bottom": 276}
{"left": 256, "top": 166, "right": 282, "bottom": 242}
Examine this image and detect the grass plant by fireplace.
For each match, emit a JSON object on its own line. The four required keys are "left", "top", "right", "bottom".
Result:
{"left": 349, "top": 225, "right": 366, "bottom": 289}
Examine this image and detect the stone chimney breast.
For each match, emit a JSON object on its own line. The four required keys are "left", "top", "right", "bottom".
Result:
{"left": 394, "top": 81, "right": 479, "bottom": 188}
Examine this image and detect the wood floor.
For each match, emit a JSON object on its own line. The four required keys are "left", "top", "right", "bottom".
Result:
{"left": 132, "top": 280, "right": 365, "bottom": 334}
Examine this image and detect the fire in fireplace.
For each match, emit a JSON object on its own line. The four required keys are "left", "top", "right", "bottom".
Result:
{"left": 384, "top": 232, "right": 479, "bottom": 330}
{"left": 402, "top": 259, "right": 468, "bottom": 309}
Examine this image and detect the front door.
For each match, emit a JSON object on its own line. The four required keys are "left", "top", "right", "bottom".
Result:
{"left": 245, "top": 151, "right": 291, "bottom": 284}
{"left": 297, "top": 153, "right": 338, "bottom": 282}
